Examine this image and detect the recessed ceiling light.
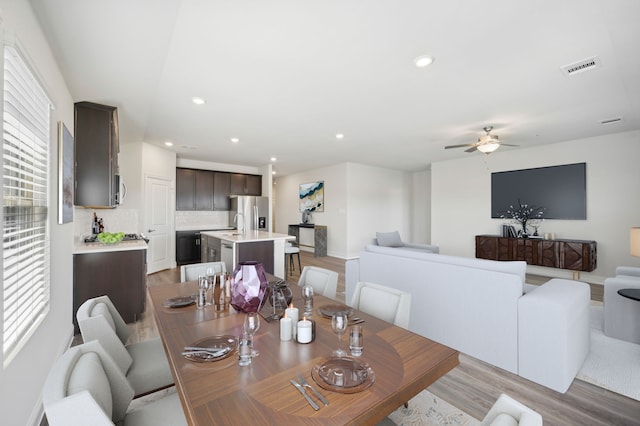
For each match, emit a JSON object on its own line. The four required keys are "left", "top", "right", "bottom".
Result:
{"left": 270, "top": 157, "right": 277, "bottom": 162}
{"left": 231, "top": 138, "right": 239, "bottom": 143}
{"left": 164, "top": 141, "right": 173, "bottom": 147}
{"left": 192, "top": 97, "right": 206, "bottom": 105}
{"left": 336, "top": 133, "right": 345, "bottom": 139}
{"left": 414, "top": 55, "right": 434, "bottom": 68}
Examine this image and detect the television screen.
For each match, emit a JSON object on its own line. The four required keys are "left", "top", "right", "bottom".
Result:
{"left": 491, "top": 163, "right": 586, "bottom": 219}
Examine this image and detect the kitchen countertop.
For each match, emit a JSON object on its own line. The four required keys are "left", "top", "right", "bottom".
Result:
{"left": 73, "top": 239, "right": 148, "bottom": 254}
{"left": 201, "top": 230, "right": 295, "bottom": 243}
{"left": 175, "top": 226, "right": 235, "bottom": 232}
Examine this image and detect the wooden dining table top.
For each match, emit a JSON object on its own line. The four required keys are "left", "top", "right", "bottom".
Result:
{"left": 148, "top": 279, "right": 459, "bottom": 425}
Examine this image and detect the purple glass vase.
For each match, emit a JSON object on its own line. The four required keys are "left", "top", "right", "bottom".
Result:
{"left": 230, "top": 261, "right": 268, "bottom": 313}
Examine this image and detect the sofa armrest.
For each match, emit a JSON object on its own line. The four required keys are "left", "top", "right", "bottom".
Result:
{"left": 402, "top": 242, "right": 440, "bottom": 253}
{"left": 616, "top": 266, "right": 640, "bottom": 278}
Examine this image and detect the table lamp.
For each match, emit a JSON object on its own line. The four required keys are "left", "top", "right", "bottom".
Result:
{"left": 631, "top": 227, "right": 640, "bottom": 257}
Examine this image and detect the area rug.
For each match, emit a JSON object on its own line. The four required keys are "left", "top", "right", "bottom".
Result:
{"left": 386, "top": 389, "right": 480, "bottom": 426}
{"left": 576, "top": 304, "right": 640, "bottom": 401}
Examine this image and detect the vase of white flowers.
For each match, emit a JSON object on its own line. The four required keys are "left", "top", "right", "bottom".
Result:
{"left": 500, "top": 199, "right": 545, "bottom": 238}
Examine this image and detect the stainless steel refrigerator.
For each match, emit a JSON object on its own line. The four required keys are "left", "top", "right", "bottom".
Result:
{"left": 229, "top": 196, "right": 270, "bottom": 232}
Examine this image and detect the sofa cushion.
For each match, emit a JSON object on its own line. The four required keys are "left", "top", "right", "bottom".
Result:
{"left": 67, "top": 352, "right": 113, "bottom": 420}
{"left": 376, "top": 231, "right": 404, "bottom": 247}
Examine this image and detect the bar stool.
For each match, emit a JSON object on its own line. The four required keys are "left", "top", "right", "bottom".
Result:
{"left": 285, "top": 242, "right": 301, "bottom": 278}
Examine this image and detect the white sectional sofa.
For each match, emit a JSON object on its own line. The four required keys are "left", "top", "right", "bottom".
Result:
{"left": 345, "top": 244, "right": 591, "bottom": 393}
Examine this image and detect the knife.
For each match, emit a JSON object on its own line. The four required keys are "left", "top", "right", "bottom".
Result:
{"left": 289, "top": 379, "right": 320, "bottom": 410}
{"left": 296, "top": 373, "right": 329, "bottom": 406}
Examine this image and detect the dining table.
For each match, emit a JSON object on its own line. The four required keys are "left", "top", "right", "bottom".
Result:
{"left": 148, "top": 278, "right": 459, "bottom": 425}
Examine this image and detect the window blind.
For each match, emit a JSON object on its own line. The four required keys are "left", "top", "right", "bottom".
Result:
{"left": 2, "top": 45, "right": 51, "bottom": 363}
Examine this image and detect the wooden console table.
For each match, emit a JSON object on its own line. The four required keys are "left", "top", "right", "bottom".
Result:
{"left": 475, "top": 235, "right": 597, "bottom": 273}
{"left": 288, "top": 224, "right": 327, "bottom": 257}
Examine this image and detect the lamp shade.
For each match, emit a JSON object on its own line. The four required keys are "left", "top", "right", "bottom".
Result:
{"left": 477, "top": 143, "right": 500, "bottom": 153}
{"left": 631, "top": 227, "right": 640, "bottom": 257}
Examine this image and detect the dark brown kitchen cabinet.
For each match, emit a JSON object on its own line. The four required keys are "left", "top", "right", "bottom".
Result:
{"left": 74, "top": 101, "right": 119, "bottom": 207}
{"left": 230, "top": 173, "right": 262, "bottom": 195}
{"left": 201, "top": 235, "right": 222, "bottom": 263}
{"left": 195, "top": 170, "right": 214, "bottom": 210}
{"left": 213, "top": 172, "right": 231, "bottom": 210}
{"left": 176, "top": 168, "right": 196, "bottom": 210}
{"left": 73, "top": 249, "right": 147, "bottom": 334}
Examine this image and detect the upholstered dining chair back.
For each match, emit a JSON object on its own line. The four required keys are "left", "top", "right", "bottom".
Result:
{"left": 180, "top": 261, "right": 226, "bottom": 282}
{"left": 350, "top": 281, "right": 411, "bottom": 329}
{"left": 298, "top": 266, "right": 339, "bottom": 300}
{"left": 43, "top": 340, "right": 187, "bottom": 426}
{"left": 479, "top": 393, "right": 543, "bottom": 426}
{"left": 76, "top": 295, "right": 174, "bottom": 396}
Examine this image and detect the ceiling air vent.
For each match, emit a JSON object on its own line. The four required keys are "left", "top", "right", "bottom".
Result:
{"left": 600, "top": 117, "right": 622, "bottom": 125}
{"left": 560, "top": 56, "right": 602, "bottom": 76}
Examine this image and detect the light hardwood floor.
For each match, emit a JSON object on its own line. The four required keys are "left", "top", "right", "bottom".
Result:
{"left": 142, "top": 251, "right": 639, "bottom": 426}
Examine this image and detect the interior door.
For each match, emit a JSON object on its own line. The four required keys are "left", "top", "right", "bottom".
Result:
{"left": 145, "top": 176, "right": 172, "bottom": 273}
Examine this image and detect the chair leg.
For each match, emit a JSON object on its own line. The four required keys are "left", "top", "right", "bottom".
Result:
{"left": 296, "top": 252, "right": 301, "bottom": 273}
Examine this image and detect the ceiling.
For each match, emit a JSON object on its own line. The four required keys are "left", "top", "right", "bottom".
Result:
{"left": 30, "top": 0, "right": 640, "bottom": 176}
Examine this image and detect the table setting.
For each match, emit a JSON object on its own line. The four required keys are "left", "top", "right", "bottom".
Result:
{"left": 148, "top": 266, "right": 459, "bottom": 425}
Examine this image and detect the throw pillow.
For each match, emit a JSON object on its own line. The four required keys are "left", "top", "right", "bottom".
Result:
{"left": 376, "top": 231, "right": 404, "bottom": 247}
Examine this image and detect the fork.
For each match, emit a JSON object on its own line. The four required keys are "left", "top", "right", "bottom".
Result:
{"left": 296, "top": 373, "right": 329, "bottom": 406}
{"left": 350, "top": 317, "right": 365, "bottom": 325}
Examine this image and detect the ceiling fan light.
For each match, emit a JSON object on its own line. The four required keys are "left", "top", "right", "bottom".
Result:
{"left": 477, "top": 143, "right": 500, "bottom": 153}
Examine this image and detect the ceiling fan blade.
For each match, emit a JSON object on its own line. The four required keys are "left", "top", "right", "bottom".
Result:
{"left": 465, "top": 146, "right": 478, "bottom": 153}
{"left": 500, "top": 143, "right": 519, "bottom": 147}
{"left": 445, "top": 143, "right": 476, "bottom": 149}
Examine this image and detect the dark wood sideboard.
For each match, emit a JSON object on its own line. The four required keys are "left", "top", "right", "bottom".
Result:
{"left": 475, "top": 235, "right": 597, "bottom": 272}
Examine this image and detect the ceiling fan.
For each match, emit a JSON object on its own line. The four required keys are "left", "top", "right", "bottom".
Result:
{"left": 444, "top": 126, "right": 518, "bottom": 154}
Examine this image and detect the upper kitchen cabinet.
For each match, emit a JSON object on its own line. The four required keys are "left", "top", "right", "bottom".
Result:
{"left": 213, "top": 172, "right": 231, "bottom": 210}
{"left": 74, "top": 102, "right": 119, "bottom": 207}
{"left": 230, "top": 173, "right": 262, "bottom": 196}
{"left": 176, "top": 168, "right": 196, "bottom": 210}
{"left": 176, "top": 168, "right": 215, "bottom": 210}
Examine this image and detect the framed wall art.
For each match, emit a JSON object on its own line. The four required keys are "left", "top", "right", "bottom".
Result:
{"left": 299, "top": 181, "right": 324, "bottom": 212}
{"left": 58, "top": 121, "right": 74, "bottom": 224}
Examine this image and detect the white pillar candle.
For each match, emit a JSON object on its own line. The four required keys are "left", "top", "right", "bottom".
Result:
{"left": 297, "top": 319, "right": 312, "bottom": 344}
{"left": 280, "top": 316, "right": 292, "bottom": 341}
{"left": 285, "top": 305, "right": 299, "bottom": 337}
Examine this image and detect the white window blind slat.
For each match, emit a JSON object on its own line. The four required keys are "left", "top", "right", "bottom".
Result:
{"left": 2, "top": 45, "right": 51, "bottom": 363}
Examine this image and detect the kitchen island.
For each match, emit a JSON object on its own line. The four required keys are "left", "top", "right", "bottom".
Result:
{"left": 201, "top": 230, "right": 295, "bottom": 278}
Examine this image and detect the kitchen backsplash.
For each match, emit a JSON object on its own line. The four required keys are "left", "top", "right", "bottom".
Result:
{"left": 175, "top": 210, "right": 231, "bottom": 230}
{"left": 74, "top": 207, "right": 139, "bottom": 240}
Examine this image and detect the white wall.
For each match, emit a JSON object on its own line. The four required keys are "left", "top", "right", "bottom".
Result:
{"left": 274, "top": 162, "right": 414, "bottom": 259}
{"left": 274, "top": 163, "right": 347, "bottom": 257}
{"left": 0, "top": 1, "right": 76, "bottom": 425}
{"left": 431, "top": 131, "right": 640, "bottom": 284}
{"left": 411, "top": 169, "right": 432, "bottom": 244}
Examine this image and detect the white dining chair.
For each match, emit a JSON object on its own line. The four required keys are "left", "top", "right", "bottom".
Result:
{"left": 479, "top": 393, "right": 543, "bottom": 426}
{"left": 42, "top": 340, "right": 187, "bottom": 426}
{"left": 350, "top": 281, "right": 412, "bottom": 329}
{"left": 298, "top": 266, "right": 339, "bottom": 300}
{"left": 76, "top": 295, "right": 174, "bottom": 397}
{"left": 180, "top": 261, "right": 227, "bottom": 282}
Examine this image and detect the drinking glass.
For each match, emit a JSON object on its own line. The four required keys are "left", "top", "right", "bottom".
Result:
{"left": 243, "top": 312, "right": 261, "bottom": 356}
{"left": 302, "top": 285, "right": 314, "bottom": 317}
{"left": 331, "top": 312, "right": 348, "bottom": 357}
{"left": 205, "top": 268, "right": 215, "bottom": 306}
{"left": 197, "top": 274, "right": 208, "bottom": 309}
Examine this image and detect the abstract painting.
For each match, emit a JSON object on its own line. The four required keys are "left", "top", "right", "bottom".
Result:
{"left": 299, "top": 181, "right": 324, "bottom": 212}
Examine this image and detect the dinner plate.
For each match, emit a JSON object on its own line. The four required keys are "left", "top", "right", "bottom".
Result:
{"left": 163, "top": 295, "right": 196, "bottom": 308}
{"left": 183, "top": 335, "right": 238, "bottom": 363}
{"left": 317, "top": 304, "right": 355, "bottom": 319}
{"left": 311, "top": 356, "right": 375, "bottom": 393}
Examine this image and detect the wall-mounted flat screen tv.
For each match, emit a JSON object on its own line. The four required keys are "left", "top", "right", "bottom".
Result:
{"left": 491, "top": 163, "right": 587, "bottom": 219}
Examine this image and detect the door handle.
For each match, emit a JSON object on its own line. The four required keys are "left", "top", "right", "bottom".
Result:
{"left": 148, "top": 229, "right": 156, "bottom": 233}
